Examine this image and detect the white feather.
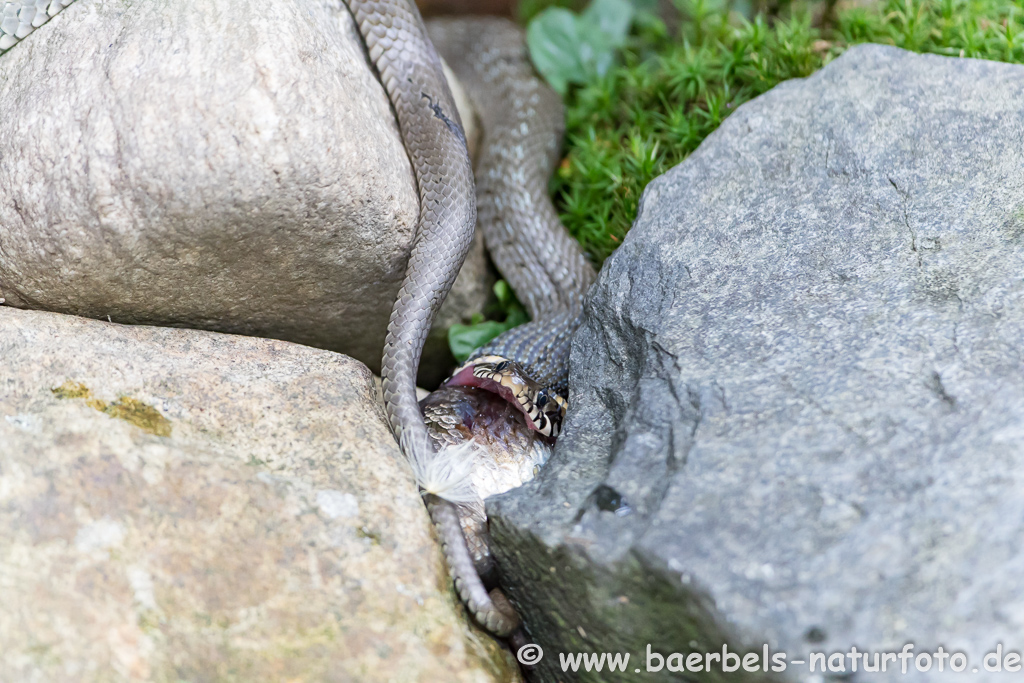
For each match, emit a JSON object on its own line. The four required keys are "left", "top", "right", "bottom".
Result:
{"left": 401, "top": 430, "right": 481, "bottom": 504}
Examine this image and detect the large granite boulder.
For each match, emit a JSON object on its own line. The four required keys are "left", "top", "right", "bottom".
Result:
{"left": 0, "top": 307, "right": 519, "bottom": 682}
{"left": 492, "top": 45, "right": 1024, "bottom": 681}
{"left": 0, "top": 0, "right": 487, "bottom": 387}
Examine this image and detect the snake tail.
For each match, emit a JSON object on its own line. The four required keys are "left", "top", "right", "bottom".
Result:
{"left": 426, "top": 494, "right": 521, "bottom": 637}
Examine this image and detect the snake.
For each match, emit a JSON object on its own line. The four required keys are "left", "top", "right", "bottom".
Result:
{"left": 344, "top": 2, "right": 596, "bottom": 639}
{"left": 1, "top": 0, "right": 593, "bottom": 641}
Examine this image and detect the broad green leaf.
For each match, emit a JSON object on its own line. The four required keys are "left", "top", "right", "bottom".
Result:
{"left": 528, "top": 0, "right": 641, "bottom": 92}
{"left": 582, "top": 0, "right": 635, "bottom": 46}
{"left": 527, "top": 7, "right": 586, "bottom": 94}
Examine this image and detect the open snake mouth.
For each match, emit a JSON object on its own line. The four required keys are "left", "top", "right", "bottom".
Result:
{"left": 445, "top": 355, "right": 567, "bottom": 437}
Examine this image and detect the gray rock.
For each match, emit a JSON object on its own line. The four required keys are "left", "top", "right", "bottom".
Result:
{"left": 491, "top": 45, "right": 1024, "bottom": 682}
{"left": 0, "top": 306, "right": 519, "bottom": 682}
{"left": 0, "top": 0, "right": 487, "bottom": 387}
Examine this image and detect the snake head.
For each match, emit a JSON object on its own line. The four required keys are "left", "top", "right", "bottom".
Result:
{"left": 444, "top": 355, "right": 567, "bottom": 438}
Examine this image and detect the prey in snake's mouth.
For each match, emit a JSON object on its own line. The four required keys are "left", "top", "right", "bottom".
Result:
{"left": 445, "top": 355, "right": 568, "bottom": 438}
{"left": 421, "top": 381, "right": 555, "bottom": 583}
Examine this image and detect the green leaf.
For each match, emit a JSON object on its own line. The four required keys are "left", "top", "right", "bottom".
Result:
{"left": 448, "top": 320, "right": 511, "bottom": 363}
{"left": 527, "top": 0, "right": 639, "bottom": 92}
{"left": 582, "top": 0, "right": 635, "bottom": 46}
{"left": 505, "top": 306, "right": 530, "bottom": 328}
{"left": 494, "top": 279, "right": 515, "bottom": 309}
{"left": 527, "top": 8, "right": 586, "bottom": 94}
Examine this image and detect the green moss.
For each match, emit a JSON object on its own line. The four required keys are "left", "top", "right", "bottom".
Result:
{"left": 51, "top": 380, "right": 171, "bottom": 437}
{"left": 533, "top": 0, "right": 1024, "bottom": 264}
{"left": 51, "top": 380, "right": 92, "bottom": 400}
{"left": 99, "top": 396, "right": 173, "bottom": 437}
{"left": 357, "top": 526, "right": 383, "bottom": 545}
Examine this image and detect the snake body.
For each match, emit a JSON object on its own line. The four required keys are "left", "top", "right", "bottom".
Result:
{"left": 423, "top": 17, "right": 598, "bottom": 634}
{"left": 342, "top": 6, "right": 598, "bottom": 640}
{"left": 343, "top": 0, "right": 528, "bottom": 637}
{"left": 347, "top": 4, "right": 599, "bottom": 638}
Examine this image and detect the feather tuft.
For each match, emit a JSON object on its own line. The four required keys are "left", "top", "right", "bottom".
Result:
{"left": 401, "top": 430, "right": 481, "bottom": 504}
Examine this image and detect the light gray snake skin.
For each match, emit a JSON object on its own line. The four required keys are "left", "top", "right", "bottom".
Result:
{"left": 0, "top": 1, "right": 72, "bottom": 53}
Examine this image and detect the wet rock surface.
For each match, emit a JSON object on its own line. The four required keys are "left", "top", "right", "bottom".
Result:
{"left": 492, "top": 45, "right": 1024, "bottom": 681}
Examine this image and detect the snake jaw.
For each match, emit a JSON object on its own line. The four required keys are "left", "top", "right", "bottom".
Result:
{"left": 446, "top": 355, "right": 567, "bottom": 437}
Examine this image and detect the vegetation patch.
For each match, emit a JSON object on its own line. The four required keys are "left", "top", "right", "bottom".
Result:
{"left": 526, "top": 0, "right": 1024, "bottom": 264}
{"left": 51, "top": 381, "right": 172, "bottom": 437}
{"left": 51, "top": 380, "right": 92, "bottom": 400}
{"left": 98, "top": 396, "right": 173, "bottom": 437}
{"left": 448, "top": 280, "right": 529, "bottom": 363}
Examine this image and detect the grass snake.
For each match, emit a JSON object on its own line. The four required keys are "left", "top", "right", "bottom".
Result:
{"left": 347, "top": 2, "right": 595, "bottom": 639}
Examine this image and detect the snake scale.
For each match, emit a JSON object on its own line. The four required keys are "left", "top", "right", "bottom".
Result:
{"left": 2, "top": 0, "right": 592, "bottom": 641}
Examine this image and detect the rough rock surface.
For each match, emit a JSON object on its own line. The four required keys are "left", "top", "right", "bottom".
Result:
{"left": 491, "top": 45, "right": 1024, "bottom": 681}
{"left": 0, "top": 0, "right": 487, "bottom": 387}
{"left": 0, "top": 307, "right": 519, "bottom": 682}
